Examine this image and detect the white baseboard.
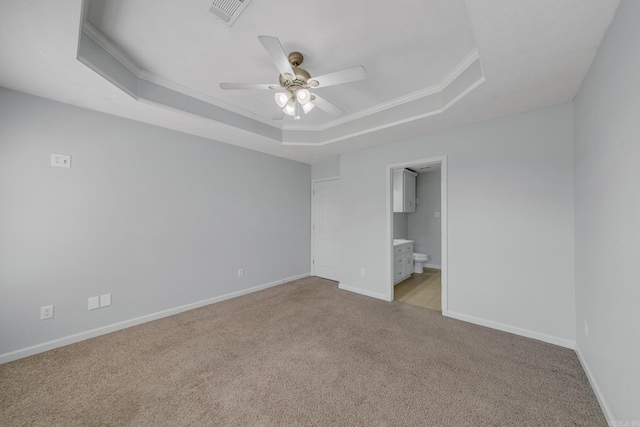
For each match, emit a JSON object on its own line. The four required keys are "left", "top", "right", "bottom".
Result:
{"left": 575, "top": 345, "right": 614, "bottom": 425}
{"left": 424, "top": 263, "right": 441, "bottom": 269}
{"left": 0, "top": 272, "right": 310, "bottom": 364}
{"left": 445, "top": 310, "right": 575, "bottom": 349}
{"left": 338, "top": 283, "right": 390, "bottom": 302}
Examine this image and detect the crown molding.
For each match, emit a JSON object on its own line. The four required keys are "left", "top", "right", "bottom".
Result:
{"left": 138, "top": 71, "right": 279, "bottom": 128}
{"left": 81, "top": 22, "right": 142, "bottom": 76}
{"left": 78, "top": 20, "right": 484, "bottom": 147}
{"left": 286, "top": 48, "right": 481, "bottom": 133}
{"left": 282, "top": 74, "right": 485, "bottom": 146}
{"left": 80, "top": 22, "right": 481, "bottom": 134}
{"left": 82, "top": 22, "right": 279, "bottom": 129}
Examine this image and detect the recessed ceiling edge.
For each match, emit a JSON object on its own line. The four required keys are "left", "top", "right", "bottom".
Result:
{"left": 77, "top": 22, "right": 485, "bottom": 147}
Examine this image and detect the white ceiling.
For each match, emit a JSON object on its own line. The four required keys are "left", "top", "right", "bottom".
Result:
{"left": 0, "top": 0, "right": 621, "bottom": 164}
{"left": 85, "top": 0, "right": 477, "bottom": 125}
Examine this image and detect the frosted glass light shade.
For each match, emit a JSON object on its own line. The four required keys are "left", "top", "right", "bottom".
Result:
{"left": 302, "top": 101, "right": 315, "bottom": 114}
{"left": 275, "top": 92, "right": 290, "bottom": 108}
{"left": 283, "top": 99, "right": 296, "bottom": 116}
{"left": 296, "top": 89, "right": 311, "bottom": 105}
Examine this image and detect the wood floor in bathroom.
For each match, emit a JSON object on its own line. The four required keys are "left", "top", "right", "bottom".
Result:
{"left": 394, "top": 267, "right": 441, "bottom": 312}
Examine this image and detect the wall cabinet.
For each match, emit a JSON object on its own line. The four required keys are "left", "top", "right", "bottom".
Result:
{"left": 394, "top": 241, "right": 413, "bottom": 284}
{"left": 393, "top": 169, "right": 417, "bottom": 213}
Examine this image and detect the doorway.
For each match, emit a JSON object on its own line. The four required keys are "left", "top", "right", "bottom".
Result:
{"left": 311, "top": 178, "right": 341, "bottom": 281}
{"left": 387, "top": 157, "right": 448, "bottom": 315}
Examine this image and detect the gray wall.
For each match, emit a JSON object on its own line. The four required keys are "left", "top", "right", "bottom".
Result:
{"left": 408, "top": 171, "right": 441, "bottom": 267}
{"left": 340, "top": 103, "right": 575, "bottom": 346}
{"left": 393, "top": 213, "right": 407, "bottom": 239}
{"left": 311, "top": 159, "right": 340, "bottom": 180}
{"left": 0, "top": 88, "right": 311, "bottom": 359}
{"left": 573, "top": 0, "right": 639, "bottom": 421}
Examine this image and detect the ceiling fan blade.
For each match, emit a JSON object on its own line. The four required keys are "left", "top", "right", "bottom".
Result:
{"left": 258, "top": 36, "right": 295, "bottom": 79}
{"left": 308, "top": 65, "right": 366, "bottom": 88}
{"left": 312, "top": 95, "right": 344, "bottom": 118}
{"left": 219, "top": 83, "right": 278, "bottom": 90}
{"left": 272, "top": 109, "right": 284, "bottom": 120}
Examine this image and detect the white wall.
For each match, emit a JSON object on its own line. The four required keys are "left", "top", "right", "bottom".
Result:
{"left": 573, "top": 0, "right": 640, "bottom": 421}
{"left": 408, "top": 171, "right": 441, "bottom": 267}
{"left": 340, "top": 104, "right": 575, "bottom": 346}
{"left": 0, "top": 88, "right": 311, "bottom": 360}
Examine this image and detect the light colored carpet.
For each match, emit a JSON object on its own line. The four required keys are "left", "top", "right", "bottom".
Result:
{"left": 0, "top": 277, "right": 605, "bottom": 426}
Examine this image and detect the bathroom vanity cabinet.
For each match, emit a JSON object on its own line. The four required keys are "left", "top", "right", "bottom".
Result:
{"left": 394, "top": 240, "right": 413, "bottom": 284}
{"left": 393, "top": 169, "right": 417, "bottom": 213}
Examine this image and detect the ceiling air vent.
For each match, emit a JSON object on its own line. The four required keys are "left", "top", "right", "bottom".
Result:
{"left": 204, "top": 0, "right": 253, "bottom": 27}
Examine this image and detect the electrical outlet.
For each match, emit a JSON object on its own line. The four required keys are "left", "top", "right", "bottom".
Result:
{"left": 238, "top": 268, "right": 244, "bottom": 277}
{"left": 360, "top": 268, "right": 365, "bottom": 277}
{"left": 88, "top": 296, "right": 100, "bottom": 310}
{"left": 584, "top": 320, "right": 589, "bottom": 338}
{"left": 40, "top": 305, "right": 54, "bottom": 320}
{"left": 51, "top": 153, "right": 71, "bottom": 168}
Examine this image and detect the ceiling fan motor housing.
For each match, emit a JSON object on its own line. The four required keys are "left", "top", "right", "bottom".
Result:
{"left": 279, "top": 52, "right": 312, "bottom": 91}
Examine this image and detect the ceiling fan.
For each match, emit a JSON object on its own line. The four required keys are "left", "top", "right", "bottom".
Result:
{"left": 220, "top": 36, "right": 367, "bottom": 120}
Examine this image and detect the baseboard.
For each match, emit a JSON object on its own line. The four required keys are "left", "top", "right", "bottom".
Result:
{"left": 446, "top": 310, "right": 575, "bottom": 349}
{"left": 0, "top": 272, "right": 310, "bottom": 365}
{"left": 424, "top": 263, "right": 441, "bottom": 269}
{"left": 575, "top": 345, "right": 615, "bottom": 425}
{"left": 338, "top": 283, "right": 390, "bottom": 302}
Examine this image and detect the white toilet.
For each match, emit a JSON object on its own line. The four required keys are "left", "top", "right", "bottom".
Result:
{"left": 413, "top": 253, "right": 429, "bottom": 273}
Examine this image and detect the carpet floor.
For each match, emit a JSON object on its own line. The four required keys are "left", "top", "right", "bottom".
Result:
{"left": 0, "top": 277, "right": 605, "bottom": 426}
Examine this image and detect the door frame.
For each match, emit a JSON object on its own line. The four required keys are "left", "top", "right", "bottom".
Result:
{"left": 386, "top": 156, "right": 448, "bottom": 316}
{"left": 311, "top": 176, "right": 340, "bottom": 278}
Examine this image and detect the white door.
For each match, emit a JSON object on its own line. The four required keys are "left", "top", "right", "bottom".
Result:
{"left": 312, "top": 179, "right": 340, "bottom": 281}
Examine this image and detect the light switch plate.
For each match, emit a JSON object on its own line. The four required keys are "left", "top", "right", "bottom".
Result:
{"left": 88, "top": 296, "right": 100, "bottom": 310}
{"left": 100, "top": 294, "right": 111, "bottom": 308}
{"left": 51, "top": 153, "right": 71, "bottom": 168}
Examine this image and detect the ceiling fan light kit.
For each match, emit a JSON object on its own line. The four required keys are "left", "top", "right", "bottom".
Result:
{"left": 283, "top": 99, "right": 296, "bottom": 116}
{"left": 220, "top": 36, "right": 367, "bottom": 121}
{"left": 275, "top": 91, "right": 291, "bottom": 108}
{"left": 302, "top": 101, "right": 315, "bottom": 114}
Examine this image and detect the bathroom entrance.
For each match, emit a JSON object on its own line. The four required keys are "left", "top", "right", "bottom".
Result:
{"left": 388, "top": 157, "right": 447, "bottom": 314}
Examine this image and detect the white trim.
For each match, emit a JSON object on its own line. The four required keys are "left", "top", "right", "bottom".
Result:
{"left": 81, "top": 23, "right": 277, "bottom": 129}
{"left": 78, "top": 22, "right": 484, "bottom": 138}
{"left": 439, "top": 48, "right": 482, "bottom": 90}
{"left": 423, "top": 263, "right": 442, "bottom": 270}
{"left": 282, "top": 76, "right": 486, "bottom": 147}
{"left": 310, "top": 177, "right": 341, "bottom": 280}
{"left": 338, "top": 283, "right": 389, "bottom": 301}
{"left": 82, "top": 22, "right": 142, "bottom": 76}
{"left": 138, "top": 71, "right": 279, "bottom": 128}
{"left": 386, "top": 156, "right": 448, "bottom": 315}
{"left": 284, "top": 48, "right": 481, "bottom": 132}
{"left": 446, "top": 311, "right": 575, "bottom": 349}
{"left": 440, "top": 158, "right": 448, "bottom": 316}
{"left": 135, "top": 97, "right": 280, "bottom": 144}
{"left": 0, "top": 273, "right": 309, "bottom": 365}
{"left": 575, "top": 346, "right": 615, "bottom": 425}
{"left": 76, "top": 55, "right": 139, "bottom": 100}
{"left": 312, "top": 176, "right": 341, "bottom": 182}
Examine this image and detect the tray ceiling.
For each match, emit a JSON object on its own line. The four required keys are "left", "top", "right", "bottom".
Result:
{"left": 0, "top": 0, "right": 622, "bottom": 163}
